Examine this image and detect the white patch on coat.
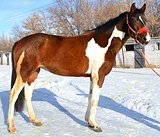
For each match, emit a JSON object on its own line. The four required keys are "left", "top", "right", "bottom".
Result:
{"left": 25, "top": 82, "right": 35, "bottom": 101}
{"left": 85, "top": 26, "right": 125, "bottom": 74}
{"left": 139, "top": 16, "right": 145, "bottom": 26}
{"left": 25, "top": 82, "right": 36, "bottom": 120}
{"left": 85, "top": 82, "right": 101, "bottom": 127}
{"left": 7, "top": 51, "right": 25, "bottom": 132}
{"left": 145, "top": 32, "right": 151, "bottom": 42}
{"left": 85, "top": 27, "right": 125, "bottom": 129}
{"left": 85, "top": 85, "right": 101, "bottom": 127}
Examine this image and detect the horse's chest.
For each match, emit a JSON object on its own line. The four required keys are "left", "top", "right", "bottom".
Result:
{"left": 85, "top": 27, "right": 125, "bottom": 74}
{"left": 85, "top": 38, "right": 107, "bottom": 74}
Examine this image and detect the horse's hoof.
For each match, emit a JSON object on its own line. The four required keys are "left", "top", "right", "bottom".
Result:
{"left": 88, "top": 121, "right": 102, "bottom": 132}
{"left": 34, "top": 121, "right": 42, "bottom": 126}
{"left": 8, "top": 127, "right": 17, "bottom": 134}
{"left": 93, "top": 126, "right": 102, "bottom": 132}
{"left": 88, "top": 123, "right": 94, "bottom": 128}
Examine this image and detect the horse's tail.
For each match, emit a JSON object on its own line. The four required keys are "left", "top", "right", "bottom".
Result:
{"left": 11, "top": 42, "right": 25, "bottom": 112}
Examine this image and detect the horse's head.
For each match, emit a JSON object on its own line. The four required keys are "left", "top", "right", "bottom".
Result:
{"left": 127, "top": 3, "right": 151, "bottom": 45}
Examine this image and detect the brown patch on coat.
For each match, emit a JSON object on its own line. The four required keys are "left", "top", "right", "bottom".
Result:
{"left": 27, "top": 68, "right": 40, "bottom": 85}
{"left": 26, "top": 37, "right": 45, "bottom": 54}
{"left": 97, "top": 37, "right": 122, "bottom": 87}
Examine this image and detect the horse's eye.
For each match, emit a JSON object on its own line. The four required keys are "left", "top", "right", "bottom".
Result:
{"left": 133, "top": 19, "right": 138, "bottom": 23}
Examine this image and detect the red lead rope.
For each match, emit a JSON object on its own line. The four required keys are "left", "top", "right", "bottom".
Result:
{"left": 126, "top": 13, "right": 160, "bottom": 77}
{"left": 140, "top": 50, "right": 160, "bottom": 77}
{"left": 126, "top": 13, "right": 137, "bottom": 35}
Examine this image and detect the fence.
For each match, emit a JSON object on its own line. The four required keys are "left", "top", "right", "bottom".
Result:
{"left": 115, "top": 37, "right": 160, "bottom": 68}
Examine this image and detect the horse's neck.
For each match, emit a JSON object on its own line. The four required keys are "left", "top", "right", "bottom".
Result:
{"left": 94, "top": 16, "right": 129, "bottom": 51}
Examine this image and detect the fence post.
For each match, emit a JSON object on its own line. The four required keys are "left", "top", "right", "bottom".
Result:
{"left": 5, "top": 53, "right": 9, "bottom": 65}
{"left": 0, "top": 53, "right": 3, "bottom": 65}
{"left": 0, "top": 53, "right": 1, "bottom": 65}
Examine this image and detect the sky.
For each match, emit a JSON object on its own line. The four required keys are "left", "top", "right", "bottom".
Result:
{"left": 0, "top": 0, "right": 54, "bottom": 37}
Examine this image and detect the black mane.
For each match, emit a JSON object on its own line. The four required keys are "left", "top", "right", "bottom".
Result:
{"left": 95, "top": 12, "right": 128, "bottom": 34}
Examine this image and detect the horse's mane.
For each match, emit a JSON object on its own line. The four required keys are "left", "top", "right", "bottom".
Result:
{"left": 94, "top": 12, "right": 128, "bottom": 34}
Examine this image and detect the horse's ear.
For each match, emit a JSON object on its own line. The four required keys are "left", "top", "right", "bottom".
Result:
{"left": 130, "top": 3, "right": 136, "bottom": 14}
{"left": 140, "top": 4, "right": 146, "bottom": 13}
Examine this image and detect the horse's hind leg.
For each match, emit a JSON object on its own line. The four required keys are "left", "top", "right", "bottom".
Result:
{"left": 24, "top": 68, "right": 42, "bottom": 126}
{"left": 8, "top": 75, "right": 25, "bottom": 133}
{"left": 7, "top": 52, "right": 26, "bottom": 133}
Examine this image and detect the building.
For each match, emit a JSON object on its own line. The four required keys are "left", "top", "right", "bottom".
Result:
{"left": 115, "top": 37, "right": 160, "bottom": 68}
{"left": 0, "top": 52, "right": 12, "bottom": 65}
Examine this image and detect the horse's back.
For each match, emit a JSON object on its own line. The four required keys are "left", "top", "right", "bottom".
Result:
{"left": 40, "top": 34, "right": 93, "bottom": 76}
{"left": 12, "top": 33, "right": 93, "bottom": 77}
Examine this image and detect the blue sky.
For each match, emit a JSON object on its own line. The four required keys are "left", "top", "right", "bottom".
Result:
{"left": 0, "top": 0, "right": 54, "bottom": 37}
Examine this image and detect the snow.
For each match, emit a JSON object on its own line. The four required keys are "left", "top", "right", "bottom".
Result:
{"left": 0, "top": 65, "right": 160, "bottom": 137}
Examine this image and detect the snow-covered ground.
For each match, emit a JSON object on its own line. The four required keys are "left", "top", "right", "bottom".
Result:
{"left": 0, "top": 65, "right": 160, "bottom": 137}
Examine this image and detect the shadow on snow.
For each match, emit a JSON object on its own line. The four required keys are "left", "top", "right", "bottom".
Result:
{"left": 0, "top": 87, "right": 160, "bottom": 131}
{"left": 0, "top": 89, "right": 88, "bottom": 129}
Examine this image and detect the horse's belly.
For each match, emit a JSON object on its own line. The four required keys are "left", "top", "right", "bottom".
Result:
{"left": 43, "top": 55, "right": 90, "bottom": 77}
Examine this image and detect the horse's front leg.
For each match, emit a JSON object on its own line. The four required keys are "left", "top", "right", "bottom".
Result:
{"left": 85, "top": 71, "right": 105, "bottom": 132}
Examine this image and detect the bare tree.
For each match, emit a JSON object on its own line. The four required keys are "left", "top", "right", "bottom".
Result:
{"left": 149, "top": 0, "right": 160, "bottom": 37}
{"left": 47, "top": 0, "right": 96, "bottom": 36}
{"left": 0, "top": 34, "right": 13, "bottom": 52}
{"left": 11, "top": 25, "right": 26, "bottom": 41}
{"left": 11, "top": 0, "right": 160, "bottom": 38}
{"left": 22, "top": 10, "right": 53, "bottom": 34}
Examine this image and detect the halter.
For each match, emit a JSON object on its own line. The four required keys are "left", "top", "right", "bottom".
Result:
{"left": 126, "top": 13, "right": 149, "bottom": 44}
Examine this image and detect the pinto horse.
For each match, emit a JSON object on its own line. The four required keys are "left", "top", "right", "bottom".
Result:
{"left": 7, "top": 3, "right": 151, "bottom": 133}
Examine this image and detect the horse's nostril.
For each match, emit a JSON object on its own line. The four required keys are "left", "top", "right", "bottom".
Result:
{"left": 143, "top": 37, "right": 147, "bottom": 41}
